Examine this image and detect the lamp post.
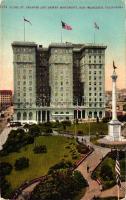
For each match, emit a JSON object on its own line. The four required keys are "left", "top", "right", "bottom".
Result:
{"left": 88, "top": 115, "right": 91, "bottom": 143}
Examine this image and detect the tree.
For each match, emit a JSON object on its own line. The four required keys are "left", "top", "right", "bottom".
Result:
{"left": 29, "top": 125, "right": 41, "bottom": 136}
{"left": 15, "top": 157, "right": 29, "bottom": 170}
{"left": 31, "top": 169, "right": 87, "bottom": 200}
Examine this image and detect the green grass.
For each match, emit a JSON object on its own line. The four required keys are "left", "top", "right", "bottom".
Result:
{"left": 0, "top": 136, "right": 80, "bottom": 190}
{"left": 66, "top": 122, "right": 108, "bottom": 135}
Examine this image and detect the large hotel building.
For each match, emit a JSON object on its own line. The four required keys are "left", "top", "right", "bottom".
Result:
{"left": 12, "top": 42, "right": 107, "bottom": 123}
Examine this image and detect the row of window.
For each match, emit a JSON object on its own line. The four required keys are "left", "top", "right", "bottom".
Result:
{"left": 85, "top": 49, "right": 103, "bottom": 53}
{"left": 89, "top": 98, "right": 103, "bottom": 101}
{"left": 55, "top": 112, "right": 69, "bottom": 114}
{"left": 15, "top": 48, "right": 33, "bottom": 53}
{"left": 89, "top": 81, "right": 102, "bottom": 85}
{"left": 89, "top": 71, "right": 102, "bottom": 74}
{"left": 52, "top": 49, "right": 72, "bottom": 54}
{"left": 17, "top": 75, "right": 32, "bottom": 80}
{"left": 17, "top": 112, "right": 33, "bottom": 120}
{"left": 89, "top": 103, "right": 103, "bottom": 107}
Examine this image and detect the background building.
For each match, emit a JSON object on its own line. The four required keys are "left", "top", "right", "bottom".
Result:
{"left": 12, "top": 41, "right": 107, "bottom": 123}
{"left": 0, "top": 90, "right": 13, "bottom": 110}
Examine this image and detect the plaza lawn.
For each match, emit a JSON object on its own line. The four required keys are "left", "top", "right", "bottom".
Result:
{"left": 66, "top": 122, "right": 108, "bottom": 135}
{"left": 0, "top": 136, "right": 80, "bottom": 190}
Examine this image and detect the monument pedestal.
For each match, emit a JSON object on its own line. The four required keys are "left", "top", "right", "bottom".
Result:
{"left": 108, "top": 119, "right": 122, "bottom": 141}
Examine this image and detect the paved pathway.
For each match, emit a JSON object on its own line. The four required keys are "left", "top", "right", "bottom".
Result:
{"left": 0, "top": 127, "right": 12, "bottom": 150}
{"left": 100, "top": 182, "right": 125, "bottom": 198}
{"left": 77, "top": 144, "right": 110, "bottom": 200}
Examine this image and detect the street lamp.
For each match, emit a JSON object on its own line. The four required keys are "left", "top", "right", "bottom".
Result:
{"left": 88, "top": 115, "right": 91, "bottom": 143}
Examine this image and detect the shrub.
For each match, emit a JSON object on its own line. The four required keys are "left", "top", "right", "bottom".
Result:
{"left": 0, "top": 176, "right": 12, "bottom": 198}
{"left": 77, "top": 130, "right": 83, "bottom": 135}
{"left": 15, "top": 157, "right": 29, "bottom": 170}
{"left": 48, "top": 161, "right": 74, "bottom": 174}
{"left": 0, "top": 162, "right": 13, "bottom": 176}
{"left": 33, "top": 145, "right": 47, "bottom": 154}
{"left": 77, "top": 144, "right": 89, "bottom": 154}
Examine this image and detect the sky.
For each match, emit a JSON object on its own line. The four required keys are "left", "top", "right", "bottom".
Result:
{"left": 0, "top": 0, "right": 126, "bottom": 91}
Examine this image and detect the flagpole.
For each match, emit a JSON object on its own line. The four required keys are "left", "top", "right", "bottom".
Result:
{"left": 61, "top": 28, "right": 62, "bottom": 43}
{"left": 94, "top": 30, "right": 95, "bottom": 44}
{"left": 61, "top": 20, "right": 62, "bottom": 43}
{"left": 118, "top": 185, "right": 120, "bottom": 200}
{"left": 24, "top": 19, "right": 25, "bottom": 42}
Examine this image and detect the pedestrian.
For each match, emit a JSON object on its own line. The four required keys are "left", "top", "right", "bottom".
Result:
{"left": 100, "top": 184, "right": 103, "bottom": 191}
{"left": 93, "top": 195, "right": 96, "bottom": 200}
{"left": 87, "top": 165, "right": 90, "bottom": 173}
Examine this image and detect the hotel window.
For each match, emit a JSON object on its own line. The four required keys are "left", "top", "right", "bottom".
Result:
{"left": 89, "top": 82, "right": 91, "bottom": 85}
{"left": 89, "top": 76, "right": 91, "bottom": 80}
{"left": 100, "top": 98, "right": 102, "bottom": 101}
{"left": 89, "top": 87, "right": 91, "bottom": 90}
{"left": 89, "top": 93, "right": 91, "bottom": 96}
{"left": 17, "top": 81, "right": 20, "bottom": 85}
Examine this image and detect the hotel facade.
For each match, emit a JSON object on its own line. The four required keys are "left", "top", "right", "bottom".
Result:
{"left": 12, "top": 42, "right": 107, "bottom": 123}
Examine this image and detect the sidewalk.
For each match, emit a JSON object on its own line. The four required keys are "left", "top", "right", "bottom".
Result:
{"left": 77, "top": 145, "right": 110, "bottom": 200}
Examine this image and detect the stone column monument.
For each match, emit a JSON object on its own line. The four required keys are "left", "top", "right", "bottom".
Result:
{"left": 108, "top": 62, "right": 122, "bottom": 141}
